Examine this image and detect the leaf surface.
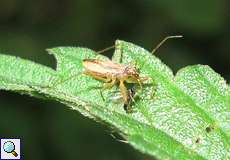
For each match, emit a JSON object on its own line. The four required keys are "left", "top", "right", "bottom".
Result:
{"left": 0, "top": 41, "right": 229, "bottom": 160}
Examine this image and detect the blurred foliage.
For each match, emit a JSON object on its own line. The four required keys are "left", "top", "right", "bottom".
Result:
{"left": 0, "top": 0, "right": 229, "bottom": 159}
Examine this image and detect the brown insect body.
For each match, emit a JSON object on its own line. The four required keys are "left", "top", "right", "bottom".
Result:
{"left": 83, "top": 59, "right": 146, "bottom": 105}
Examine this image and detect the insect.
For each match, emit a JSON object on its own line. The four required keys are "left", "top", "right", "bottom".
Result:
{"left": 82, "top": 59, "right": 148, "bottom": 105}
{"left": 82, "top": 35, "right": 182, "bottom": 108}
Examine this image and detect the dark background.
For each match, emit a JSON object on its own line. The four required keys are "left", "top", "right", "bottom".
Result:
{"left": 0, "top": 0, "right": 229, "bottom": 160}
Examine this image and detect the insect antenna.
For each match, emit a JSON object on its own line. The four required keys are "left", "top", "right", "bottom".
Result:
{"left": 151, "top": 35, "right": 183, "bottom": 54}
{"left": 96, "top": 45, "right": 115, "bottom": 54}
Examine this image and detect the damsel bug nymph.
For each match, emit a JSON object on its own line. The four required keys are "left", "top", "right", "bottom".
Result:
{"left": 83, "top": 59, "right": 148, "bottom": 105}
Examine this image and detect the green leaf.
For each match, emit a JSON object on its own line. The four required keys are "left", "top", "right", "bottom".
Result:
{"left": 0, "top": 40, "right": 229, "bottom": 160}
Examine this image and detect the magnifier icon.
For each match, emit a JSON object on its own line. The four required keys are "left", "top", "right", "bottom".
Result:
{"left": 3, "top": 141, "right": 18, "bottom": 157}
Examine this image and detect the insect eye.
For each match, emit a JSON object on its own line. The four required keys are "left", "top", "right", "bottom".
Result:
{"left": 135, "top": 74, "right": 140, "bottom": 78}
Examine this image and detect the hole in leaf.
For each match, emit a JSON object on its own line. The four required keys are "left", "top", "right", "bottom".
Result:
{"left": 195, "top": 137, "right": 201, "bottom": 144}
{"left": 205, "top": 125, "right": 215, "bottom": 133}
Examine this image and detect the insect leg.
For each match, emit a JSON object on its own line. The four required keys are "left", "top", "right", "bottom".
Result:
{"left": 119, "top": 80, "right": 129, "bottom": 105}
{"left": 123, "top": 87, "right": 137, "bottom": 113}
{"left": 103, "top": 77, "right": 116, "bottom": 90}
{"left": 128, "top": 88, "right": 136, "bottom": 103}
{"left": 151, "top": 35, "right": 183, "bottom": 54}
